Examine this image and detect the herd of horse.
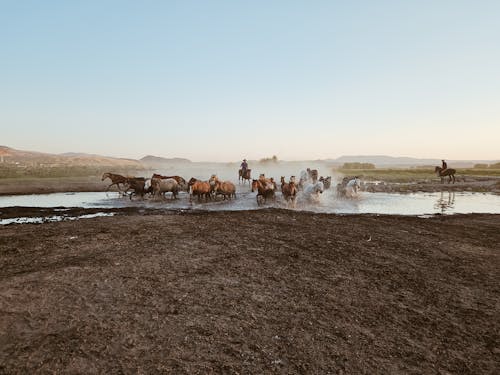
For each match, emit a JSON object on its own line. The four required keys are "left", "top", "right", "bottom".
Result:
{"left": 101, "top": 164, "right": 455, "bottom": 206}
{"left": 101, "top": 172, "right": 236, "bottom": 202}
{"left": 101, "top": 168, "right": 357, "bottom": 206}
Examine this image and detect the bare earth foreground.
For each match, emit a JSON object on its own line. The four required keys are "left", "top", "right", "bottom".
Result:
{"left": 0, "top": 209, "right": 499, "bottom": 374}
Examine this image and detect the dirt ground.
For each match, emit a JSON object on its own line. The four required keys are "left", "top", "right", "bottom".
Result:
{"left": 0, "top": 208, "right": 499, "bottom": 374}
{"left": 0, "top": 176, "right": 109, "bottom": 196}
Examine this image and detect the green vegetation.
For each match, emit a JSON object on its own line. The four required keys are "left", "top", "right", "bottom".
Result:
{"left": 259, "top": 155, "right": 279, "bottom": 164}
{"left": 455, "top": 169, "right": 500, "bottom": 176}
{"left": 341, "top": 162, "right": 375, "bottom": 169}
{"left": 336, "top": 167, "right": 500, "bottom": 182}
{"left": 0, "top": 165, "right": 147, "bottom": 179}
{"left": 474, "top": 163, "right": 500, "bottom": 169}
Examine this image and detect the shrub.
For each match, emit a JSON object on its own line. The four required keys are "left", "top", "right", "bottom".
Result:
{"left": 259, "top": 155, "right": 279, "bottom": 164}
{"left": 341, "top": 162, "right": 375, "bottom": 170}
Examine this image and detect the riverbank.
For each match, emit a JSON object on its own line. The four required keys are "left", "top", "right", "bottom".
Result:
{"left": 363, "top": 177, "right": 500, "bottom": 194}
{"left": 0, "top": 176, "right": 109, "bottom": 195}
{"left": 1, "top": 174, "right": 500, "bottom": 196}
{"left": 1, "top": 210, "right": 498, "bottom": 373}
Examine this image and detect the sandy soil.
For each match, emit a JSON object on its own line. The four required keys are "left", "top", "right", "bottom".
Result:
{"left": 0, "top": 209, "right": 499, "bottom": 374}
{"left": 0, "top": 177, "right": 109, "bottom": 196}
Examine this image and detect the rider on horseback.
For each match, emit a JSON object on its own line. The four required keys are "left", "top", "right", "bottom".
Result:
{"left": 241, "top": 159, "right": 248, "bottom": 175}
{"left": 441, "top": 159, "right": 448, "bottom": 174}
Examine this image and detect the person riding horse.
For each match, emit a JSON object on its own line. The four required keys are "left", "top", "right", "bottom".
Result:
{"left": 240, "top": 159, "right": 248, "bottom": 175}
{"left": 441, "top": 159, "right": 448, "bottom": 174}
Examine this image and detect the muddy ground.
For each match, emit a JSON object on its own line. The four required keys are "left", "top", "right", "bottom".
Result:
{"left": 0, "top": 209, "right": 499, "bottom": 374}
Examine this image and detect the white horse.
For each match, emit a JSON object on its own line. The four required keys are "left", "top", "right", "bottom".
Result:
{"left": 303, "top": 181, "right": 324, "bottom": 201}
{"left": 345, "top": 177, "right": 361, "bottom": 197}
{"left": 151, "top": 178, "right": 179, "bottom": 199}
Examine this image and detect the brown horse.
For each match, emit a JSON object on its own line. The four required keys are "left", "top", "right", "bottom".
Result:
{"left": 125, "top": 177, "right": 147, "bottom": 200}
{"left": 214, "top": 180, "right": 236, "bottom": 200}
{"left": 102, "top": 172, "right": 128, "bottom": 191}
{"left": 187, "top": 177, "right": 212, "bottom": 202}
{"left": 251, "top": 178, "right": 276, "bottom": 205}
{"left": 434, "top": 166, "right": 456, "bottom": 184}
{"left": 280, "top": 176, "right": 297, "bottom": 206}
{"left": 238, "top": 168, "right": 251, "bottom": 185}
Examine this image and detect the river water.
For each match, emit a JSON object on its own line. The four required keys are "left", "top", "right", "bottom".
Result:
{"left": 0, "top": 189, "right": 499, "bottom": 217}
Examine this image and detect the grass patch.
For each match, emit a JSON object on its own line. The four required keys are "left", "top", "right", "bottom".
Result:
{"left": 336, "top": 168, "right": 500, "bottom": 182}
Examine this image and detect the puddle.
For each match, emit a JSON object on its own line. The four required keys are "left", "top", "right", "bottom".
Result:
{"left": 0, "top": 212, "right": 114, "bottom": 225}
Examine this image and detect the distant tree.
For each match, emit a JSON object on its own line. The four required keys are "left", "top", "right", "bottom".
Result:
{"left": 473, "top": 163, "right": 489, "bottom": 169}
{"left": 259, "top": 155, "right": 279, "bottom": 164}
{"left": 341, "top": 162, "right": 375, "bottom": 170}
{"left": 415, "top": 165, "right": 434, "bottom": 169}
{"left": 489, "top": 162, "right": 500, "bottom": 169}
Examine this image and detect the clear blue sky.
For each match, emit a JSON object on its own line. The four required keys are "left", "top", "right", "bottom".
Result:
{"left": 1, "top": 1, "right": 499, "bottom": 161}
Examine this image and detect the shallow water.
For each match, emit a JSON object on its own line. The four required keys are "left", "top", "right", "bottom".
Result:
{"left": 0, "top": 212, "right": 114, "bottom": 225}
{"left": 0, "top": 189, "right": 499, "bottom": 216}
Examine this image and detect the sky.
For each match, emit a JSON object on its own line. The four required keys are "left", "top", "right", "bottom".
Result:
{"left": 1, "top": 1, "right": 499, "bottom": 162}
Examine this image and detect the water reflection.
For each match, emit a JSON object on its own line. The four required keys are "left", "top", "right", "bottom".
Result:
{"left": 0, "top": 191, "right": 499, "bottom": 216}
{"left": 434, "top": 191, "right": 456, "bottom": 214}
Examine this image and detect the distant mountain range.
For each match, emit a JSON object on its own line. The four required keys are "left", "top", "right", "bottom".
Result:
{"left": 0, "top": 146, "right": 498, "bottom": 168}
{"left": 0, "top": 146, "right": 142, "bottom": 168}
{"left": 140, "top": 155, "right": 192, "bottom": 167}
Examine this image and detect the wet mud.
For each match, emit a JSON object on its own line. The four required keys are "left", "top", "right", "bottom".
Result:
{"left": 0, "top": 210, "right": 499, "bottom": 373}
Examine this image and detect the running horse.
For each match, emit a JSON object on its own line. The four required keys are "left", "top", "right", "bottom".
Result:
{"left": 239, "top": 168, "right": 252, "bottom": 185}
{"left": 434, "top": 166, "right": 456, "bottom": 184}
{"left": 280, "top": 176, "right": 298, "bottom": 206}
{"left": 251, "top": 178, "right": 275, "bottom": 205}
{"left": 101, "top": 172, "right": 129, "bottom": 191}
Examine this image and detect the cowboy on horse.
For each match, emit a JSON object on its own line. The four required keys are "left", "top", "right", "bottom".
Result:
{"left": 435, "top": 160, "right": 456, "bottom": 184}
{"left": 240, "top": 159, "right": 248, "bottom": 175}
{"left": 441, "top": 159, "right": 448, "bottom": 174}
{"left": 239, "top": 159, "right": 251, "bottom": 184}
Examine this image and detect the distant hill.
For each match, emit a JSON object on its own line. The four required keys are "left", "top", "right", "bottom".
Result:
{"left": 140, "top": 155, "right": 192, "bottom": 168}
{"left": 332, "top": 155, "right": 500, "bottom": 168}
{"left": 1, "top": 146, "right": 498, "bottom": 169}
{"left": 0, "top": 146, "right": 143, "bottom": 168}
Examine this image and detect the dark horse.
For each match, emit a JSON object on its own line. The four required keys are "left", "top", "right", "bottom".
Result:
{"left": 239, "top": 168, "right": 251, "bottom": 185}
{"left": 251, "top": 179, "right": 275, "bottom": 205}
{"left": 102, "top": 172, "right": 129, "bottom": 191}
{"left": 434, "top": 166, "right": 456, "bottom": 184}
